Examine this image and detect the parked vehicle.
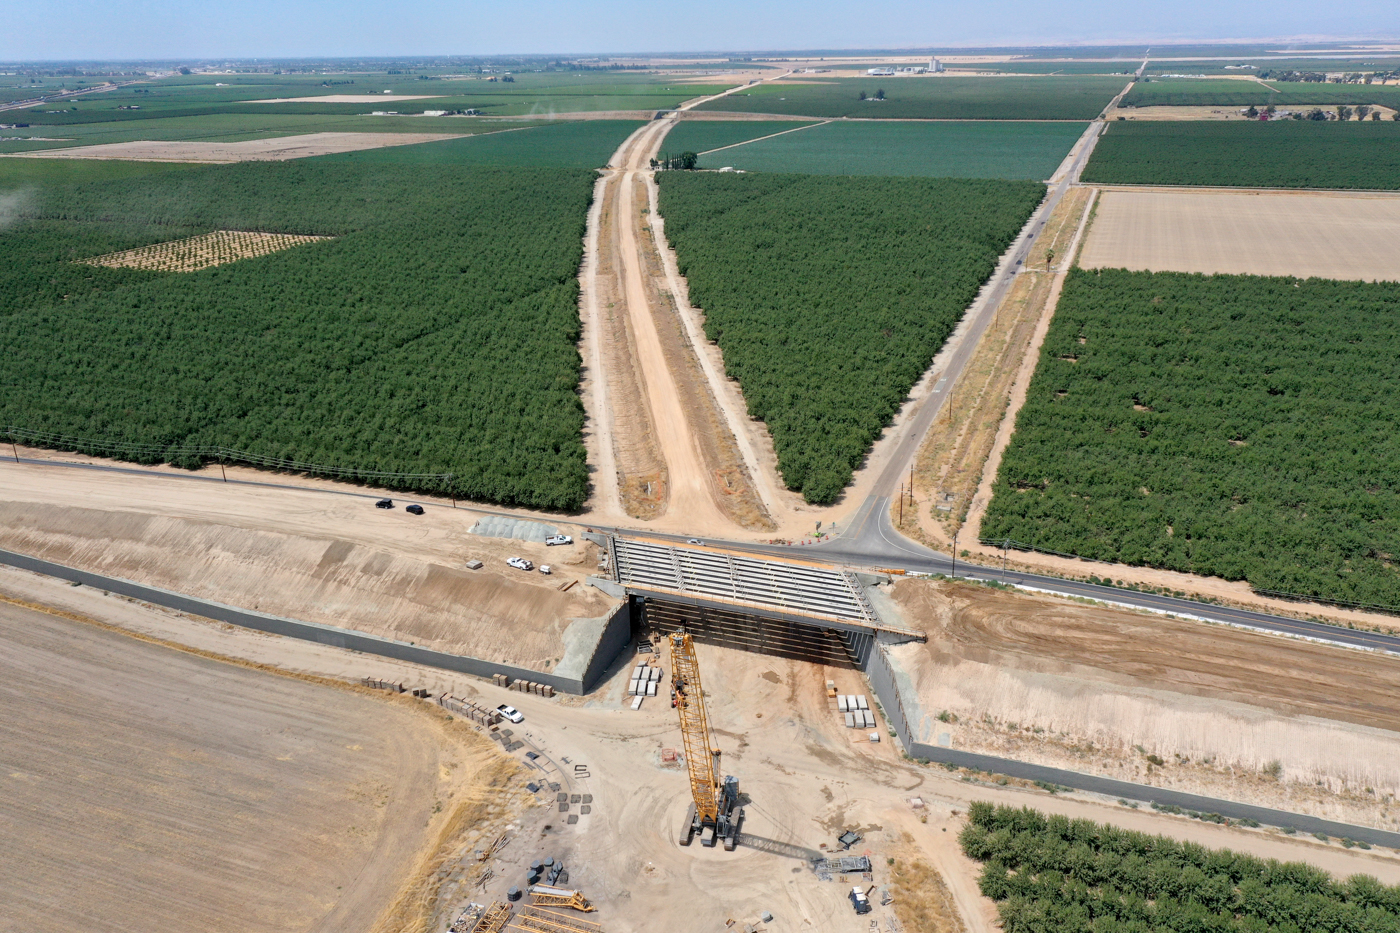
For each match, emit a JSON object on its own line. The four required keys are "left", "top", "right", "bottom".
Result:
{"left": 375, "top": 499, "right": 394, "bottom": 509}
{"left": 545, "top": 534, "right": 572, "bottom": 546}
{"left": 507, "top": 557, "right": 533, "bottom": 571}
{"left": 497, "top": 704, "right": 524, "bottom": 723}
{"left": 539, "top": 565, "right": 552, "bottom": 575}
{"left": 686, "top": 538, "right": 702, "bottom": 545}
{"left": 405, "top": 504, "right": 424, "bottom": 515}
{"left": 849, "top": 887, "right": 871, "bottom": 915}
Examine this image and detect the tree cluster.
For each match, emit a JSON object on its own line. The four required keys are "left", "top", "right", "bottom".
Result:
{"left": 653, "top": 151, "right": 698, "bottom": 171}
{"left": 658, "top": 172, "right": 1043, "bottom": 503}
{"left": 982, "top": 268, "right": 1400, "bottom": 608}
{"left": 0, "top": 160, "right": 596, "bottom": 510}
{"left": 961, "top": 802, "right": 1400, "bottom": 933}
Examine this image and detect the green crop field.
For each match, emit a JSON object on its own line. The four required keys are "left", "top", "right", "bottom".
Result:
{"left": 312, "top": 120, "right": 642, "bottom": 168}
{"left": 0, "top": 161, "right": 595, "bottom": 509}
{"left": 962, "top": 803, "right": 1400, "bottom": 933}
{"left": 691, "top": 120, "right": 1085, "bottom": 179}
{"left": 981, "top": 268, "right": 1400, "bottom": 609}
{"left": 10, "top": 72, "right": 736, "bottom": 124}
{"left": 0, "top": 112, "right": 541, "bottom": 154}
{"left": 0, "top": 158, "right": 202, "bottom": 186}
{"left": 658, "top": 172, "right": 1044, "bottom": 503}
{"left": 1082, "top": 120, "right": 1400, "bottom": 189}
{"left": 660, "top": 120, "right": 818, "bottom": 155}
{"left": 695, "top": 76, "right": 1127, "bottom": 120}
{"left": 1122, "top": 77, "right": 1400, "bottom": 107}
{"left": 1144, "top": 58, "right": 1400, "bottom": 76}
{"left": 948, "top": 61, "right": 1140, "bottom": 75}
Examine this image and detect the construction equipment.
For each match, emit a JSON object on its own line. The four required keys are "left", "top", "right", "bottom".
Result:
{"left": 528, "top": 885, "right": 594, "bottom": 912}
{"left": 816, "top": 855, "right": 872, "bottom": 874}
{"left": 472, "top": 902, "right": 513, "bottom": 933}
{"left": 668, "top": 631, "right": 743, "bottom": 850}
{"left": 508, "top": 906, "right": 603, "bottom": 933}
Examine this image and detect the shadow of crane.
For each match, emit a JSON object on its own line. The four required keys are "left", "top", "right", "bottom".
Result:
{"left": 736, "top": 833, "right": 825, "bottom": 863}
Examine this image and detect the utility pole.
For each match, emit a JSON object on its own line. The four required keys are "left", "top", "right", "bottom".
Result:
{"left": 1003, "top": 539, "right": 1009, "bottom": 580}
{"left": 951, "top": 531, "right": 958, "bottom": 580}
{"left": 9, "top": 439, "right": 18, "bottom": 463}
{"left": 898, "top": 483, "right": 904, "bottom": 525}
{"left": 220, "top": 463, "right": 227, "bottom": 482}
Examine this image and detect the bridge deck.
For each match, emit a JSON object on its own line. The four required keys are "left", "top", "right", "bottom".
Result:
{"left": 609, "top": 537, "right": 921, "bottom": 639}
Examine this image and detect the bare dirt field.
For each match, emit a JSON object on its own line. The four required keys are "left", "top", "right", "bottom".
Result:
{"left": 7, "top": 564, "right": 1397, "bottom": 933}
{"left": 4, "top": 132, "right": 464, "bottom": 163}
{"left": 879, "top": 576, "right": 1400, "bottom": 830}
{"left": 78, "top": 229, "right": 329, "bottom": 272}
{"left": 0, "top": 462, "right": 619, "bottom": 675}
{"left": 0, "top": 596, "right": 523, "bottom": 933}
{"left": 1079, "top": 187, "right": 1400, "bottom": 281}
{"left": 245, "top": 95, "right": 447, "bottom": 103}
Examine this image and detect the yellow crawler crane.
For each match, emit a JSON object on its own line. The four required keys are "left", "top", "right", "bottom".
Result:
{"left": 669, "top": 631, "right": 743, "bottom": 849}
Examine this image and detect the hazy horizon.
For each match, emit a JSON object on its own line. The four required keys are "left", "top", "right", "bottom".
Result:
{"left": 3, "top": 0, "right": 1399, "bottom": 63}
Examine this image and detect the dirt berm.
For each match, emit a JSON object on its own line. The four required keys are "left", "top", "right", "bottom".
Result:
{"left": 0, "top": 487, "right": 617, "bottom": 676}
{"left": 871, "top": 577, "right": 1400, "bottom": 831}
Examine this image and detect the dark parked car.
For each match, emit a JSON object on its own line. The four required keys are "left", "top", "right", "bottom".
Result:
{"left": 406, "top": 504, "right": 424, "bottom": 515}
{"left": 375, "top": 499, "right": 393, "bottom": 509}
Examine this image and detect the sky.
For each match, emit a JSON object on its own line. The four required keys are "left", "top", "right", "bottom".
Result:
{"left": 4, "top": 0, "right": 1398, "bottom": 61}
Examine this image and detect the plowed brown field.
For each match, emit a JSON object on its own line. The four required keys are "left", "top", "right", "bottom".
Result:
{"left": 1079, "top": 188, "right": 1400, "bottom": 281}
{"left": 0, "top": 600, "right": 458, "bottom": 933}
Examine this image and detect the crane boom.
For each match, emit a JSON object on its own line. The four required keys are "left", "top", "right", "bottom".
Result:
{"left": 668, "top": 631, "right": 743, "bottom": 849}
{"left": 669, "top": 631, "right": 720, "bottom": 821}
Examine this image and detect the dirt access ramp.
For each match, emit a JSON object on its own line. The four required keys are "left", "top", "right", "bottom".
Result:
{"left": 1079, "top": 187, "right": 1400, "bottom": 281}
{"left": 0, "top": 462, "right": 617, "bottom": 675}
{"left": 0, "top": 597, "right": 517, "bottom": 933}
{"left": 879, "top": 576, "right": 1400, "bottom": 831}
{"left": 3, "top": 131, "right": 464, "bottom": 163}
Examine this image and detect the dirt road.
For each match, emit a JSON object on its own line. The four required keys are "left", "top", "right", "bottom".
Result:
{"left": 581, "top": 81, "right": 780, "bottom": 532}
